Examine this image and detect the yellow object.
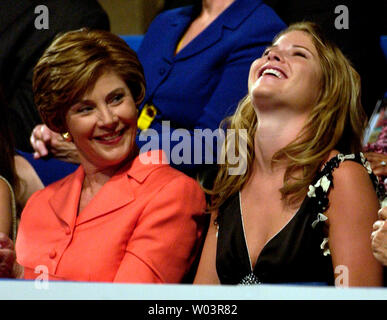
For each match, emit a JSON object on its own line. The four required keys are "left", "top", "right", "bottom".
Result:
{"left": 175, "top": 36, "right": 184, "bottom": 54}
{"left": 137, "top": 104, "right": 157, "bottom": 130}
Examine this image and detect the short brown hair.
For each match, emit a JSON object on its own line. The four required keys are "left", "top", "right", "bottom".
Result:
{"left": 33, "top": 29, "right": 146, "bottom": 133}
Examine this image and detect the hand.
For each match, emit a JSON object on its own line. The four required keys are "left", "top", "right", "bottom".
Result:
{"left": 364, "top": 152, "right": 387, "bottom": 177}
{"left": 0, "top": 233, "right": 16, "bottom": 278}
{"left": 30, "top": 124, "right": 80, "bottom": 164}
{"left": 371, "top": 207, "right": 387, "bottom": 266}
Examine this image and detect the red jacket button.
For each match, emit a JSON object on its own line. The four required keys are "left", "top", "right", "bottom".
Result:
{"left": 49, "top": 250, "right": 56, "bottom": 259}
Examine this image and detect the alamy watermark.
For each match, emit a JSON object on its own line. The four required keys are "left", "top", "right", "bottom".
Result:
{"left": 32, "top": 263, "right": 349, "bottom": 289}
{"left": 34, "top": 5, "right": 49, "bottom": 30}
{"left": 138, "top": 121, "right": 248, "bottom": 175}
{"left": 33, "top": 5, "right": 350, "bottom": 33}
{"left": 335, "top": 265, "right": 349, "bottom": 287}
{"left": 34, "top": 265, "right": 49, "bottom": 290}
{"left": 334, "top": 5, "right": 349, "bottom": 30}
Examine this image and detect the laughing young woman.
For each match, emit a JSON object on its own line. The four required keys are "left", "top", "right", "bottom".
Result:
{"left": 194, "top": 22, "right": 384, "bottom": 286}
{"left": 0, "top": 29, "right": 206, "bottom": 282}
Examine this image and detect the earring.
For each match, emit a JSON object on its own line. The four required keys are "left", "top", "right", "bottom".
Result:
{"left": 62, "top": 132, "right": 71, "bottom": 142}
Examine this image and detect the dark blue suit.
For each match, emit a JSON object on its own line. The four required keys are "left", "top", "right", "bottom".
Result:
{"left": 136, "top": 0, "right": 285, "bottom": 175}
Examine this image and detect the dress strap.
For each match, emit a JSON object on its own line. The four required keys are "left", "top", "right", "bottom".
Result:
{"left": 0, "top": 175, "right": 17, "bottom": 242}
{"left": 308, "top": 152, "right": 385, "bottom": 228}
{"left": 307, "top": 152, "right": 384, "bottom": 256}
{"left": 319, "top": 152, "right": 384, "bottom": 201}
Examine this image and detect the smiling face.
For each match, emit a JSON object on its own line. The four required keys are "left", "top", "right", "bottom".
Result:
{"left": 65, "top": 71, "right": 137, "bottom": 173}
{"left": 248, "top": 30, "right": 322, "bottom": 114}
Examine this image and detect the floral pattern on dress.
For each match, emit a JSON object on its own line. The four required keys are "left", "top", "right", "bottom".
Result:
{"left": 307, "top": 152, "right": 385, "bottom": 256}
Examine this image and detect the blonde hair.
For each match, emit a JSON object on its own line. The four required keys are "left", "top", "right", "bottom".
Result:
{"left": 33, "top": 29, "right": 146, "bottom": 133}
{"left": 206, "top": 21, "right": 367, "bottom": 210}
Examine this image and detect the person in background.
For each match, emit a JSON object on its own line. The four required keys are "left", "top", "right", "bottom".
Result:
{"left": 365, "top": 151, "right": 387, "bottom": 191}
{"left": 0, "top": 29, "right": 206, "bottom": 282}
{"left": 194, "top": 22, "right": 384, "bottom": 286}
{"left": 155, "top": 0, "right": 387, "bottom": 119}
{"left": 363, "top": 101, "right": 387, "bottom": 194}
{"left": 0, "top": 85, "right": 43, "bottom": 242}
{"left": 371, "top": 207, "right": 387, "bottom": 267}
{"left": 30, "top": 0, "right": 286, "bottom": 177}
{"left": 0, "top": 0, "right": 110, "bottom": 152}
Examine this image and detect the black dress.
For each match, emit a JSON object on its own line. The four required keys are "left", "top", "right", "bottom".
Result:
{"left": 216, "top": 153, "right": 384, "bottom": 285}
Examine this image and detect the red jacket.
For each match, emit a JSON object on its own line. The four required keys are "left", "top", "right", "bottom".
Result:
{"left": 16, "top": 151, "right": 206, "bottom": 282}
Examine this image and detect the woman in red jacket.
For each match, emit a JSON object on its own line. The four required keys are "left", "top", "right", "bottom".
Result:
{"left": 0, "top": 29, "right": 206, "bottom": 282}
